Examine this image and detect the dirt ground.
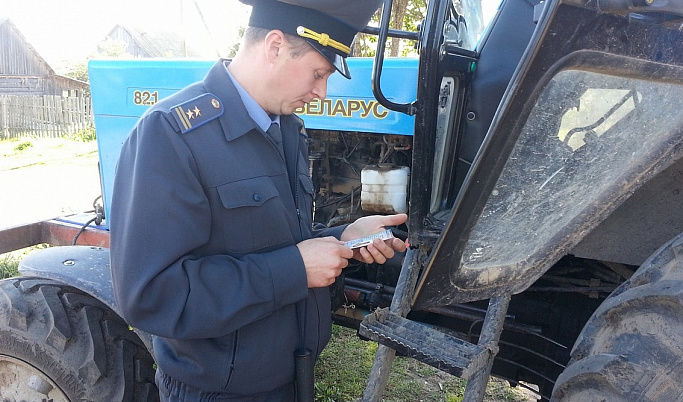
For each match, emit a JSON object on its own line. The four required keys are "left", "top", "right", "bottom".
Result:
{"left": 0, "top": 138, "right": 100, "bottom": 228}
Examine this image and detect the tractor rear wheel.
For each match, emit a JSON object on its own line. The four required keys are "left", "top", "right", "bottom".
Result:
{"left": 0, "top": 277, "right": 158, "bottom": 401}
{"left": 552, "top": 231, "right": 683, "bottom": 401}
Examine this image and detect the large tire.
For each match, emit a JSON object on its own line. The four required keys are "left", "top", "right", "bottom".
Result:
{"left": 0, "top": 277, "right": 159, "bottom": 401}
{"left": 552, "top": 232, "right": 683, "bottom": 401}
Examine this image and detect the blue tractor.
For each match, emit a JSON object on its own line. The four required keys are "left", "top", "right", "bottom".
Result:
{"left": 1, "top": 0, "right": 683, "bottom": 400}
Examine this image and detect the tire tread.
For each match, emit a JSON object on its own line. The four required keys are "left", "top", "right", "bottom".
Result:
{"left": 0, "top": 277, "right": 159, "bottom": 401}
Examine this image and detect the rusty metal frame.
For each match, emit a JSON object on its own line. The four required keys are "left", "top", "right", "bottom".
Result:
{"left": 0, "top": 217, "right": 109, "bottom": 254}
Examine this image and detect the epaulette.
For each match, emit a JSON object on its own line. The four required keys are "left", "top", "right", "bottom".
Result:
{"left": 170, "top": 93, "right": 224, "bottom": 134}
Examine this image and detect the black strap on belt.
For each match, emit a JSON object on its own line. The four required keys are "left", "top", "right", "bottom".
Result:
{"left": 294, "top": 299, "right": 314, "bottom": 402}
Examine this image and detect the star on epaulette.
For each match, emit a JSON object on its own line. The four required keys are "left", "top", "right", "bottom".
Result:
{"left": 170, "top": 93, "right": 224, "bottom": 134}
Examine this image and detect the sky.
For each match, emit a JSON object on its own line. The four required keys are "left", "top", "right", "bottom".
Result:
{"left": 1, "top": 0, "right": 502, "bottom": 75}
{"left": 1, "top": 0, "right": 252, "bottom": 73}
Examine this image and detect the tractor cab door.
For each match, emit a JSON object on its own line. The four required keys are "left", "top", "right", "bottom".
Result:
{"left": 410, "top": 0, "right": 683, "bottom": 309}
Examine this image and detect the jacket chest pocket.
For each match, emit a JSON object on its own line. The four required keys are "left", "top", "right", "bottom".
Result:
{"left": 215, "top": 176, "right": 293, "bottom": 254}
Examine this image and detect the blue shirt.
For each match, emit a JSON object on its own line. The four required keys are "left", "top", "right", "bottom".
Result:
{"left": 224, "top": 61, "right": 280, "bottom": 131}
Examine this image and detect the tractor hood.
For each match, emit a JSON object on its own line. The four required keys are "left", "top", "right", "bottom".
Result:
{"left": 412, "top": 0, "right": 683, "bottom": 309}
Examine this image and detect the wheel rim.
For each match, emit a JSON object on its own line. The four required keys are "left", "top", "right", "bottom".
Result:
{"left": 0, "top": 354, "right": 70, "bottom": 401}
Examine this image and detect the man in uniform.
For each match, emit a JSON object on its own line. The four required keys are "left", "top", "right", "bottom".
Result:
{"left": 109, "top": 0, "right": 407, "bottom": 400}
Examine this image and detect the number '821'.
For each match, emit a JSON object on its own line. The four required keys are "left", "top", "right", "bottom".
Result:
{"left": 133, "top": 90, "right": 159, "bottom": 106}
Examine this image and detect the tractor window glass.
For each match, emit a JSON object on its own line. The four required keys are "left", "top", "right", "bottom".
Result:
{"left": 459, "top": 69, "right": 683, "bottom": 271}
{"left": 450, "top": 0, "right": 501, "bottom": 51}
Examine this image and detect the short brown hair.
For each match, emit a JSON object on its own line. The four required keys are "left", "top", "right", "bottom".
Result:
{"left": 243, "top": 26, "right": 312, "bottom": 58}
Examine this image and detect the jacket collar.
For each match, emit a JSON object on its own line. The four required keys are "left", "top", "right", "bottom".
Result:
{"left": 203, "top": 59, "right": 258, "bottom": 142}
{"left": 203, "top": 59, "right": 305, "bottom": 142}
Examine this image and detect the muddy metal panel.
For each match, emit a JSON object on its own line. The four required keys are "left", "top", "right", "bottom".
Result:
{"left": 413, "top": 0, "right": 683, "bottom": 308}
{"left": 571, "top": 157, "right": 683, "bottom": 266}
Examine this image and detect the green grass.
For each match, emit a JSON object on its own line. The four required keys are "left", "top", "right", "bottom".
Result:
{"left": 0, "top": 251, "right": 21, "bottom": 279}
{"left": 13, "top": 140, "right": 33, "bottom": 152}
{"left": 314, "top": 325, "right": 463, "bottom": 401}
{"left": 66, "top": 126, "right": 97, "bottom": 142}
{"left": 315, "top": 325, "right": 535, "bottom": 401}
{"left": 0, "top": 245, "right": 50, "bottom": 280}
{"left": 315, "top": 325, "right": 377, "bottom": 400}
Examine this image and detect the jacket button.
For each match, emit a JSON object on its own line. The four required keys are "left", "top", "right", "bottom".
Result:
{"left": 253, "top": 193, "right": 262, "bottom": 202}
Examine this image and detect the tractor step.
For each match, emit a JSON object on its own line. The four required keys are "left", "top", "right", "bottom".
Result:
{"left": 359, "top": 308, "right": 492, "bottom": 379}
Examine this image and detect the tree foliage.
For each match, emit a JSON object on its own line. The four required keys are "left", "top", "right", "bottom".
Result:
{"left": 63, "top": 37, "right": 131, "bottom": 89}
{"left": 353, "top": 0, "right": 427, "bottom": 58}
{"left": 227, "top": 26, "right": 246, "bottom": 58}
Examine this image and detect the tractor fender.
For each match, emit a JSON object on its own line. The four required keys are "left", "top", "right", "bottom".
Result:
{"left": 17, "top": 245, "right": 154, "bottom": 355}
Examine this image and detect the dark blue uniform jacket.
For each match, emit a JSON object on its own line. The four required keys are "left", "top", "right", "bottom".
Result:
{"left": 109, "top": 59, "right": 345, "bottom": 396}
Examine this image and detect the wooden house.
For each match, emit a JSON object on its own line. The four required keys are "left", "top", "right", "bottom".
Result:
{"left": 105, "top": 24, "right": 203, "bottom": 58}
{"left": 0, "top": 18, "right": 89, "bottom": 96}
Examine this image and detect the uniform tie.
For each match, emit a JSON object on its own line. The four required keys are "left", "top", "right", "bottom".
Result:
{"left": 267, "top": 122, "right": 282, "bottom": 144}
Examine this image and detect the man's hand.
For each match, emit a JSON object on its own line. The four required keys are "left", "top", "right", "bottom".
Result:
{"left": 341, "top": 214, "right": 408, "bottom": 264}
{"left": 297, "top": 237, "right": 354, "bottom": 288}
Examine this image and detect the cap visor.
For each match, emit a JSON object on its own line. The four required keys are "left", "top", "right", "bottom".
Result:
{"left": 309, "top": 43, "right": 351, "bottom": 79}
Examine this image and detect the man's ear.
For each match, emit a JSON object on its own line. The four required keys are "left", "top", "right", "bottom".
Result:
{"left": 264, "top": 30, "right": 286, "bottom": 64}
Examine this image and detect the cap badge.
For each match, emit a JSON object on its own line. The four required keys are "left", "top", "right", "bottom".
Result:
{"left": 296, "top": 26, "right": 351, "bottom": 55}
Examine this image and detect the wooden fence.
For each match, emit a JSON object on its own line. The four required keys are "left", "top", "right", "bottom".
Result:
{"left": 0, "top": 95, "right": 93, "bottom": 139}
